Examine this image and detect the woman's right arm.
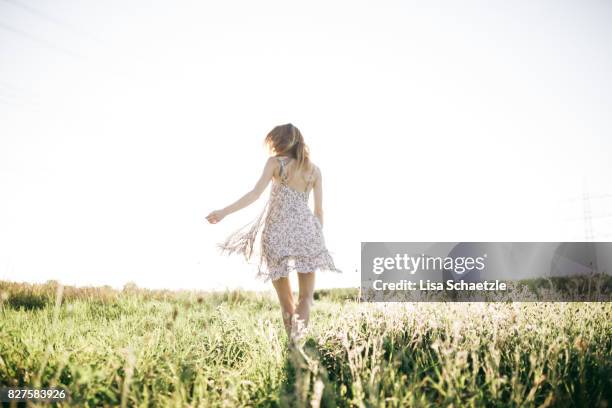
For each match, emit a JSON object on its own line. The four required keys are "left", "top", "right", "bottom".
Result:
{"left": 206, "top": 157, "right": 277, "bottom": 224}
{"left": 313, "top": 166, "right": 324, "bottom": 227}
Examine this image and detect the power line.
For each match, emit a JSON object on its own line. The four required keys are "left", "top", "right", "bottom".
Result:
{"left": 0, "top": 2, "right": 167, "bottom": 91}
{"left": 0, "top": 81, "right": 40, "bottom": 102}
{"left": 566, "top": 193, "right": 612, "bottom": 202}
{"left": 0, "top": 21, "right": 87, "bottom": 60}
{"left": 0, "top": 93, "right": 40, "bottom": 110}
{"left": 566, "top": 213, "right": 612, "bottom": 221}
{"left": 1, "top": 1, "right": 161, "bottom": 84}
{"left": 1, "top": 0, "right": 103, "bottom": 43}
{"left": 0, "top": 20, "right": 140, "bottom": 85}
{"left": 0, "top": 94, "right": 40, "bottom": 113}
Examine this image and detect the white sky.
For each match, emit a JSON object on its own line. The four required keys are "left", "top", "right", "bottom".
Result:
{"left": 1, "top": 0, "right": 611, "bottom": 291}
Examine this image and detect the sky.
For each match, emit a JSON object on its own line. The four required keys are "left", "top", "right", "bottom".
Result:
{"left": 1, "top": 0, "right": 612, "bottom": 292}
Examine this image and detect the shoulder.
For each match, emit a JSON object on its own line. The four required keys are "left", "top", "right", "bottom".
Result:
{"left": 309, "top": 162, "right": 321, "bottom": 180}
{"left": 310, "top": 162, "right": 321, "bottom": 175}
{"left": 265, "top": 156, "right": 282, "bottom": 168}
{"left": 264, "top": 156, "right": 283, "bottom": 176}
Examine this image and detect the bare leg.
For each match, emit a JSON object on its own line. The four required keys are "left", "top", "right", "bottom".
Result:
{"left": 272, "top": 277, "right": 295, "bottom": 337}
{"left": 294, "top": 272, "right": 315, "bottom": 333}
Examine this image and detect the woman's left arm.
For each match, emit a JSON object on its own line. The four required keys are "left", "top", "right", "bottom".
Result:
{"left": 206, "top": 157, "right": 277, "bottom": 224}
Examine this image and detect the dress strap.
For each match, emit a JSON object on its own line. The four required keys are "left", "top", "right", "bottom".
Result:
{"left": 277, "top": 157, "right": 289, "bottom": 184}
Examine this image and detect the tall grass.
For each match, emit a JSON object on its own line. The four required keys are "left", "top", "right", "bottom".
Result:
{"left": 0, "top": 280, "right": 610, "bottom": 407}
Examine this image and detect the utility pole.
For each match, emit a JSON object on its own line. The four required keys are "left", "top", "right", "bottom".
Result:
{"left": 582, "top": 178, "right": 594, "bottom": 242}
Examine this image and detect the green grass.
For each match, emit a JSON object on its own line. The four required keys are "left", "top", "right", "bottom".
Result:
{"left": 0, "top": 280, "right": 610, "bottom": 407}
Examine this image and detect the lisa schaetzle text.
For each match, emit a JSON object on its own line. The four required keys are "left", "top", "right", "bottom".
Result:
{"left": 372, "top": 279, "right": 507, "bottom": 291}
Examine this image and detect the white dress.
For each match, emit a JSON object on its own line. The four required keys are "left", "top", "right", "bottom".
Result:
{"left": 218, "top": 157, "right": 341, "bottom": 282}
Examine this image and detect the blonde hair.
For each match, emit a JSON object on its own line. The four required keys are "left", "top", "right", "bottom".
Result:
{"left": 264, "top": 123, "right": 311, "bottom": 173}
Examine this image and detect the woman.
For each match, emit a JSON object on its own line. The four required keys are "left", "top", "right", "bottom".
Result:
{"left": 206, "top": 123, "right": 341, "bottom": 340}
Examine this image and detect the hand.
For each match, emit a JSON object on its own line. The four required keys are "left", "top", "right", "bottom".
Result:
{"left": 205, "top": 209, "right": 226, "bottom": 224}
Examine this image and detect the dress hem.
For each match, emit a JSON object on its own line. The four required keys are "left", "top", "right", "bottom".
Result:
{"left": 257, "top": 265, "right": 343, "bottom": 283}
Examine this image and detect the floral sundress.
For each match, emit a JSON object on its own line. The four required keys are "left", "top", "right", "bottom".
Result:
{"left": 218, "top": 157, "right": 342, "bottom": 282}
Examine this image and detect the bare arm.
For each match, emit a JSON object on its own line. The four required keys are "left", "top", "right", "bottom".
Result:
{"left": 313, "top": 166, "right": 324, "bottom": 227}
{"left": 206, "top": 157, "right": 277, "bottom": 224}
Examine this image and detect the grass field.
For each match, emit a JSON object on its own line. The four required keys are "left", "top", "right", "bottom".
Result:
{"left": 0, "top": 280, "right": 610, "bottom": 407}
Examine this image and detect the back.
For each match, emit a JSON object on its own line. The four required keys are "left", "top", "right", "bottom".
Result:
{"left": 274, "top": 156, "right": 318, "bottom": 193}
